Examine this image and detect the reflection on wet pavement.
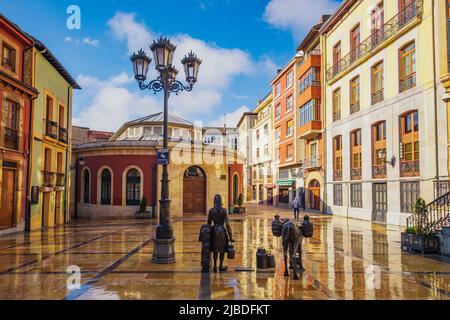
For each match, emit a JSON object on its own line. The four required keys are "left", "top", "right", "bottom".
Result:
{"left": 0, "top": 204, "right": 449, "bottom": 300}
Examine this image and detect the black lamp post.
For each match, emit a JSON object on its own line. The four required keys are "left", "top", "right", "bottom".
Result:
{"left": 131, "top": 37, "right": 201, "bottom": 264}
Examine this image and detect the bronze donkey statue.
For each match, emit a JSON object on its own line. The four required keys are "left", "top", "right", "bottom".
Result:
{"left": 282, "top": 219, "right": 305, "bottom": 280}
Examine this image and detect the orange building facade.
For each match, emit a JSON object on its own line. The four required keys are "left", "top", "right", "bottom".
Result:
{"left": 272, "top": 57, "right": 304, "bottom": 207}
{"left": 297, "top": 18, "right": 328, "bottom": 212}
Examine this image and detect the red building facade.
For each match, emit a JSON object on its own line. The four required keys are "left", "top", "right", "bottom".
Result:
{"left": 0, "top": 15, "right": 37, "bottom": 233}
{"left": 72, "top": 113, "right": 244, "bottom": 219}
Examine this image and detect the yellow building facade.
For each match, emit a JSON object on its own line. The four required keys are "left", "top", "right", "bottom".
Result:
{"left": 29, "top": 39, "right": 80, "bottom": 230}
{"left": 249, "top": 92, "right": 275, "bottom": 205}
{"left": 322, "top": 0, "right": 448, "bottom": 226}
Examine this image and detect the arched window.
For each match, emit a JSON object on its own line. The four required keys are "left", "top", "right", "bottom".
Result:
{"left": 101, "top": 169, "right": 112, "bottom": 205}
{"left": 126, "top": 169, "right": 141, "bottom": 206}
{"left": 83, "top": 170, "right": 90, "bottom": 204}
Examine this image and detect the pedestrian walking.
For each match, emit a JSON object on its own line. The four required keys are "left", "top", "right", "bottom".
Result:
{"left": 292, "top": 195, "right": 301, "bottom": 220}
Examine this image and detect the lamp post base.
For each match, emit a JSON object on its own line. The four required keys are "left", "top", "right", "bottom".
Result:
{"left": 152, "top": 236, "right": 176, "bottom": 264}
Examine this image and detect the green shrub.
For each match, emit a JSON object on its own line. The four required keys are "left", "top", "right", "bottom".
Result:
{"left": 412, "top": 198, "right": 434, "bottom": 236}
{"left": 139, "top": 197, "right": 147, "bottom": 212}
{"left": 237, "top": 194, "right": 244, "bottom": 209}
{"left": 405, "top": 227, "right": 416, "bottom": 234}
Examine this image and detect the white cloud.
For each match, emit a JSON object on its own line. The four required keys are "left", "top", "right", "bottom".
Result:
{"left": 82, "top": 37, "right": 100, "bottom": 47}
{"left": 107, "top": 11, "right": 253, "bottom": 118}
{"left": 208, "top": 105, "right": 250, "bottom": 127}
{"left": 107, "top": 12, "right": 154, "bottom": 54}
{"left": 73, "top": 73, "right": 159, "bottom": 131}
{"left": 64, "top": 37, "right": 73, "bottom": 43}
{"left": 263, "top": 0, "right": 340, "bottom": 40}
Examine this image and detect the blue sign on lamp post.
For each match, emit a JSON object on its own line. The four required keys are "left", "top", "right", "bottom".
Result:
{"left": 157, "top": 149, "right": 170, "bottom": 165}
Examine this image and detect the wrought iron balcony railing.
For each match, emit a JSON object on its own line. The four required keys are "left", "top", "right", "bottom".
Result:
{"left": 350, "top": 101, "right": 360, "bottom": 115}
{"left": 327, "top": 0, "right": 423, "bottom": 82}
{"left": 399, "top": 72, "right": 416, "bottom": 93}
{"left": 400, "top": 160, "right": 420, "bottom": 177}
{"left": 351, "top": 167, "right": 362, "bottom": 180}
{"left": 372, "top": 164, "right": 387, "bottom": 179}
{"left": 59, "top": 127, "right": 68, "bottom": 144}
{"left": 42, "top": 171, "right": 56, "bottom": 187}
{"left": 371, "top": 89, "right": 384, "bottom": 105}
{"left": 304, "top": 158, "right": 321, "bottom": 170}
{"left": 45, "top": 120, "right": 58, "bottom": 139}
{"left": 333, "top": 170, "right": 342, "bottom": 181}
{"left": 3, "top": 127, "right": 19, "bottom": 150}
{"left": 56, "top": 173, "right": 65, "bottom": 186}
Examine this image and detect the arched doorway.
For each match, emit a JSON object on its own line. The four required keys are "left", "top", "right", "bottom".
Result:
{"left": 183, "top": 166, "right": 206, "bottom": 214}
{"left": 309, "top": 180, "right": 320, "bottom": 210}
{"left": 232, "top": 174, "right": 239, "bottom": 205}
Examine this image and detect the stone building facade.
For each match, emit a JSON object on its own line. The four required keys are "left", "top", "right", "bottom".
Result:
{"left": 72, "top": 113, "right": 244, "bottom": 219}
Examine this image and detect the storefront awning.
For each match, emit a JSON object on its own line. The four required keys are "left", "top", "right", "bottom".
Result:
{"left": 276, "top": 180, "right": 295, "bottom": 187}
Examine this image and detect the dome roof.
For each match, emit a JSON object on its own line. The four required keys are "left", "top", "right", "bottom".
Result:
{"left": 127, "top": 112, "right": 193, "bottom": 127}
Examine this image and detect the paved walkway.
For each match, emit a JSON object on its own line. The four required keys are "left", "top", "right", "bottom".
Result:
{"left": 0, "top": 204, "right": 449, "bottom": 300}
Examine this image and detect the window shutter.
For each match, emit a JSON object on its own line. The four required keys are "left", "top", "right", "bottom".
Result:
{"left": 11, "top": 48, "right": 16, "bottom": 72}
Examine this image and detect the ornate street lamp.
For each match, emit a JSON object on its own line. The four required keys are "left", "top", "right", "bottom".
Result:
{"left": 378, "top": 149, "right": 396, "bottom": 167}
{"left": 130, "top": 37, "right": 201, "bottom": 264}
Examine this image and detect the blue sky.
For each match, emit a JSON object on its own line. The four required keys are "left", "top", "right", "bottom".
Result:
{"left": 1, "top": 0, "right": 341, "bottom": 131}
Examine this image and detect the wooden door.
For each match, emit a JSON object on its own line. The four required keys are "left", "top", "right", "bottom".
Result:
{"left": 0, "top": 168, "right": 15, "bottom": 229}
{"left": 373, "top": 183, "right": 388, "bottom": 223}
{"left": 309, "top": 180, "right": 320, "bottom": 211}
{"left": 55, "top": 191, "right": 62, "bottom": 225}
{"left": 183, "top": 177, "right": 206, "bottom": 214}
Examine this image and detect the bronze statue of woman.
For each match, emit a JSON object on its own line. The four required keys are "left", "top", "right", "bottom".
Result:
{"left": 208, "top": 194, "right": 233, "bottom": 272}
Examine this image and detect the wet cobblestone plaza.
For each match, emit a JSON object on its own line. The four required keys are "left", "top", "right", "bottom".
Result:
{"left": 0, "top": 204, "right": 449, "bottom": 300}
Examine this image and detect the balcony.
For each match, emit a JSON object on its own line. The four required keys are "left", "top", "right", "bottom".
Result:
{"left": 304, "top": 158, "right": 321, "bottom": 172}
{"left": 59, "top": 127, "right": 68, "bottom": 144}
{"left": 3, "top": 127, "right": 19, "bottom": 150}
{"left": 351, "top": 167, "right": 362, "bottom": 180}
{"left": 45, "top": 120, "right": 58, "bottom": 139}
{"left": 333, "top": 170, "right": 342, "bottom": 181}
{"left": 371, "top": 89, "right": 384, "bottom": 105}
{"left": 399, "top": 72, "right": 416, "bottom": 93}
{"left": 327, "top": 0, "right": 423, "bottom": 82}
{"left": 56, "top": 173, "right": 65, "bottom": 187}
{"left": 350, "top": 101, "right": 360, "bottom": 115}
{"left": 372, "top": 164, "right": 387, "bottom": 179}
{"left": 298, "top": 102, "right": 321, "bottom": 139}
{"left": 42, "top": 171, "right": 56, "bottom": 187}
{"left": 400, "top": 160, "right": 420, "bottom": 177}
{"left": 297, "top": 51, "right": 321, "bottom": 77}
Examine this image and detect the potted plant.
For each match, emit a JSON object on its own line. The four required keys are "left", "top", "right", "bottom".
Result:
{"left": 234, "top": 193, "right": 246, "bottom": 214}
{"left": 401, "top": 198, "right": 440, "bottom": 254}
{"left": 135, "top": 197, "right": 153, "bottom": 219}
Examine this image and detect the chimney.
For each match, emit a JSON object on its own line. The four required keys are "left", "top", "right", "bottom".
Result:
{"left": 321, "top": 14, "right": 331, "bottom": 23}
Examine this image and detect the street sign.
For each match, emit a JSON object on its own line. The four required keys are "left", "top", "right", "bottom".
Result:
{"left": 157, "top": 149, "right": 170, "bottom": 165}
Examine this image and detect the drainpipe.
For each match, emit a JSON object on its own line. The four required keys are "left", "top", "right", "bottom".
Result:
{"left": 321, "top": 34, "right": 328, "bottom": 214}
{"left": 431, "top": 0, "right": 440, "bottom": 185}
{"left": 63, "top": 85, "right": 71, "bottom": 223}
{"left": 24, "top": 45, "right": 37, "bottom": 233}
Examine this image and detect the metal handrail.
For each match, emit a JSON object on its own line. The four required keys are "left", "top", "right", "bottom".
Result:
{"left": 407, "top": 191, "right": 450, "bottom": 233}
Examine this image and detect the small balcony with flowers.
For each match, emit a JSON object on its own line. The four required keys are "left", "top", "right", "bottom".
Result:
{"left": 298, "top": 99, "right": 321, "bottom": 140}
